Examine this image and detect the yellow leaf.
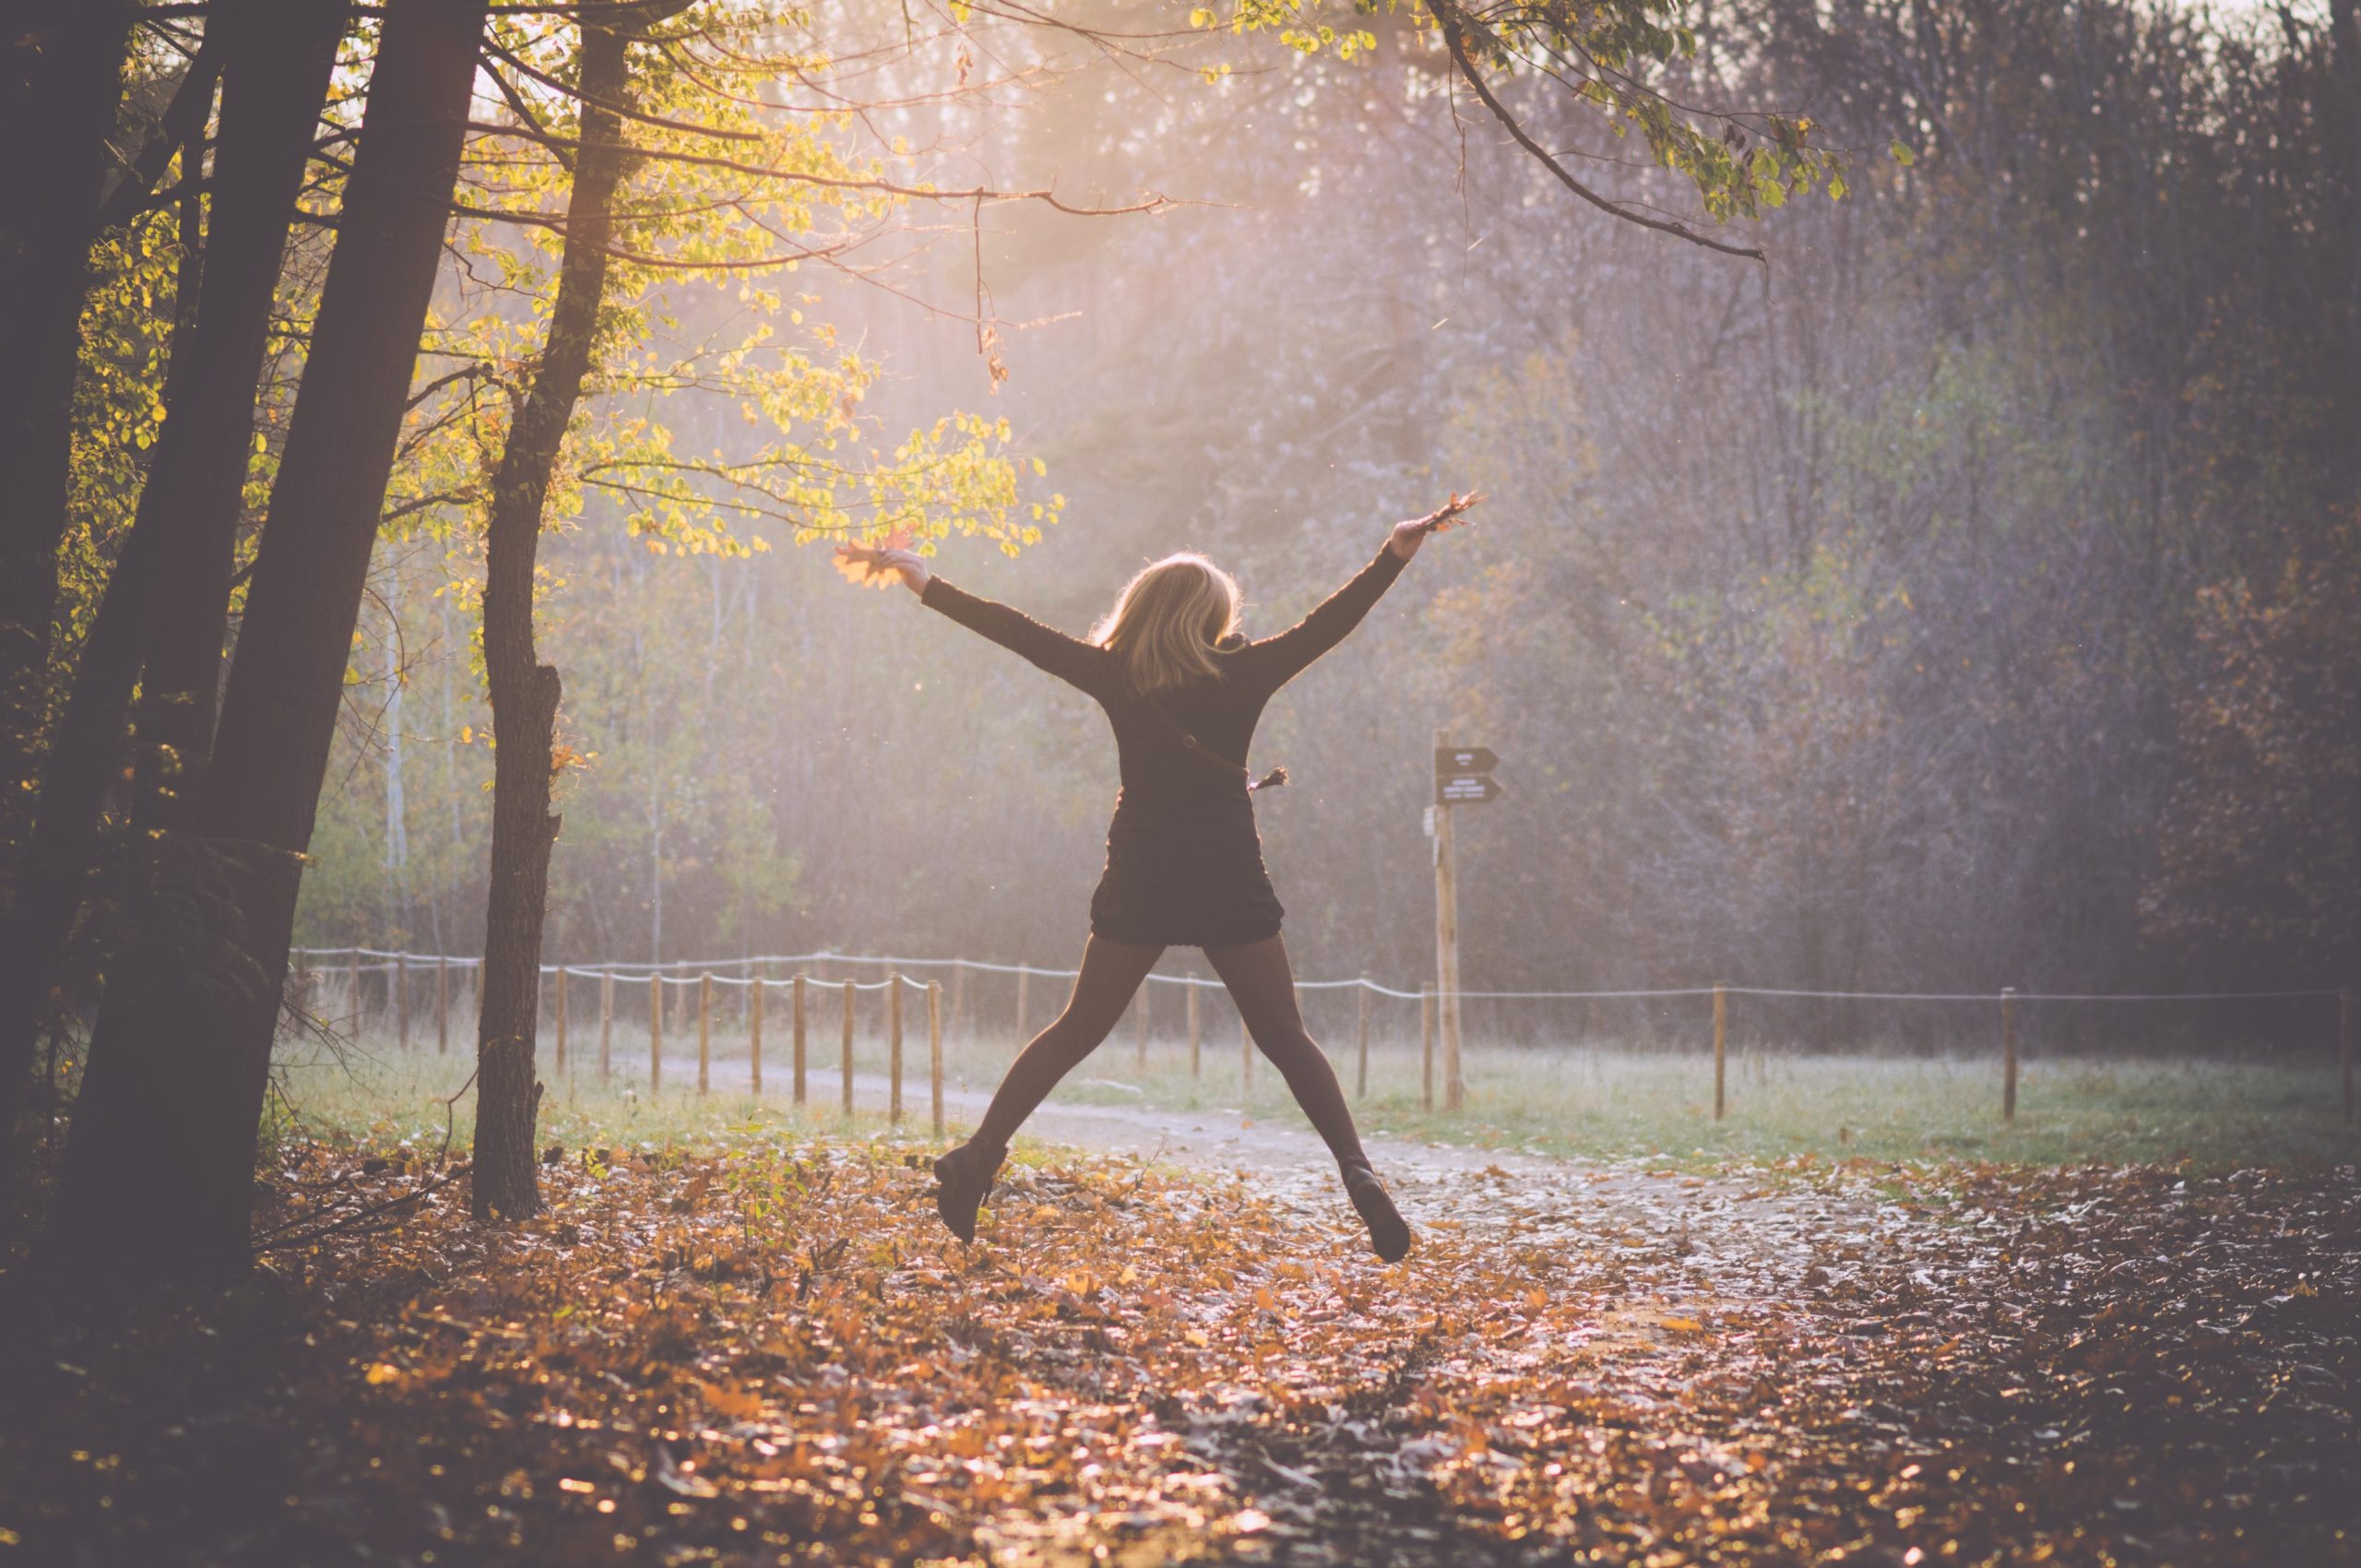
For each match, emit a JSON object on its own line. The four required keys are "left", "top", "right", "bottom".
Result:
{"left": 364, "top": 1362, "right": 401, "bottom": 1385}
{"left": 1661, "top": 1316, "right": 1704, "bottom": 1334}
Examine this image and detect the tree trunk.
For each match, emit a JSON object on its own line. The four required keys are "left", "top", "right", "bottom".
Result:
{"left": 2335, "top": 0, "right": 2361, "bottom": 416}
{"left": 474, "top": 7, "right": 643, "bottom": 1220}
{"left": 0, "top": 0, "right": 344, "bottom": 1206}
{"left": 129, "top": 3, "right": 351, "bottom": 824}
{"left": 0, "top": 1, "right": 136, "bottom": 881}
{"left": 47, "top": 0, "right": 488, "bottom": 1287}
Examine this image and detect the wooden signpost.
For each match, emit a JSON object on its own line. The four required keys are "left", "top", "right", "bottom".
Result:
{"left": 1432, "top": 734, "right": 1501, "bottom": 1112}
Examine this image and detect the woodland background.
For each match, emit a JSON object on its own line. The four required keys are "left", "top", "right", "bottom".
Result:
{"left": 31, "top": 0, "right": 2361, "bottom": 1024}
{"left": 271, "top": 0, "right": 2361, "bottom": 1022}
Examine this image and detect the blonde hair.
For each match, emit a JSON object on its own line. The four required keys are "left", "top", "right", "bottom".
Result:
{"left": 1089, "top": 553, "right": 1240, "bottom": 697}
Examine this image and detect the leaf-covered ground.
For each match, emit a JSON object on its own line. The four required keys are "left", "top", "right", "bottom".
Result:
{"left": 2, "top": 1141, "right": 2355, "bottom": 1565}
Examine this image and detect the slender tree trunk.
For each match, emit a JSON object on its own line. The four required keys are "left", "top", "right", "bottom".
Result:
{"left": 0, "top": 0, "right": 344, "bottom": 1205}
{"left": 48, "top": 0, "right": 487, "bottom": 1286}
{"left": 474, "top": 6, "right": 647, "bottom": 1219}
{"left": 2335, "top": 0, "right": 2361, "bottom": 418}
{"left": 0, "top": 2, "right": 136, "bottom": 880}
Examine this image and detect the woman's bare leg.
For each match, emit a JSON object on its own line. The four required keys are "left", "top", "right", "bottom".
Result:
{"left": 964, "top": 934, "right": 1164, "bottom": 1156}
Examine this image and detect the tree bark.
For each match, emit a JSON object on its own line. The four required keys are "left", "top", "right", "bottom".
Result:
{"left": 0, "top": 0, "right": 344, "bottom": 1207}
{"left": 48, "top": 0, "right": 488, "bottom": 1287}
{"left": 0, "top": 2, "right": 136, "bottom": 882}
{"left": 2334, "top": 0, "right": 2361, "bottom": 415}
{"left": 129, "top": 12, "right": 342, "bottom": 837}
{"left": 472, "top": 10, "right": 642, "bottom": 1220}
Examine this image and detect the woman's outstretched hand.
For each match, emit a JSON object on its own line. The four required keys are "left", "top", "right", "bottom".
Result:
{"left": 1388, "top": 490, "right": 1486, "bottom": 560}
{"left": 833, "top": 539, "right": 930, "bottom": 595}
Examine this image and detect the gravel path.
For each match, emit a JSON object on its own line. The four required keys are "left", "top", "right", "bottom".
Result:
{"left": 660, "top": 1056, "right": 1871, "bottom": 1309}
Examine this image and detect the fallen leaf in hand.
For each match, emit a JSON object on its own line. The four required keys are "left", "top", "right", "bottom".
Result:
{"left": 833, "top": 529, "right": 915, "bottom": 589}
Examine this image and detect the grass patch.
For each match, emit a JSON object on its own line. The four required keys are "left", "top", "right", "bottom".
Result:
{"left": 294, "top": 1025, "right": 2358, "bottom": 1174}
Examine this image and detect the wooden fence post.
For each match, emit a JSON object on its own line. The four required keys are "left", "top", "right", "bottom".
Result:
{"left": 1015, "top": 964, "right": 1030, "bottom": 1043}
{"left": 347, "top": 946, "right": 362, "bottom": 1035}
{"left": 888, "top": 973, "right": 904, "bottom": 1125}
{"left": 649, "top": 975, "right": 662, "bottom": 1091}
{"left": 792, "top": 973, "right": 808, "bottom": 1106}
{"left": 2339, "top": 987, "right": 2351, "bottom": 1123}
{"left": 929, "top": 981, "right": 944, "bottom": 1135}
{"left": 436, "top": 956, "right": 449, "bottom": 1055}
{"left": 395, "top": 953, "right": 410, "bottom": 1050}
{"left": 1434, "top": 727, "right": 1465, "bottom": 1113}
{"left": 1187, "top": 980, "right": 1201, "bottom": 1077}
{"left": 750, "top": 977, "right": 765, "bottom": 1096}
{"left": 1713, "top": 982, "right": 1726, "bottom": 1122}
{"left": 840, "top": 978, "right": 855, "bottom": 1115}
{"left": 1421, "top": 984, "right": 1435, "bottom": 1111}
{"left": 697, "top": 972, "right": 712, "bottom": 1095}
{"left": 599, "top": 968, "right": 612, "bottom": 1080}
{"left": 1355, "top": 978, "right": 1370, "bottom": 1100}
{"left": 555, "top": 966, "right": 568, "bottom": 1076}
{"left": 2001, "top": 986, "right": 2019, "bottom": 1123}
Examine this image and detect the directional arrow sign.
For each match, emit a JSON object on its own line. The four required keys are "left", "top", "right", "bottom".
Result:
{"left": 1437, "top": 774, "right": 1502, "bottom": 804}
{"left": 1435, "top": 745, "right": 1498, "bottom": 778}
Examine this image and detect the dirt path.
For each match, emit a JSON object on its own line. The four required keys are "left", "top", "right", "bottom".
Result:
{"left": 668, "top": 1056, "right": 1875, "bottom": 1313}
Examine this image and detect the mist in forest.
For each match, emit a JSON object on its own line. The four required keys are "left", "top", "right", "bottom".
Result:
{"left": 295, "top": 0, "right": 2357, "bottom": 1046}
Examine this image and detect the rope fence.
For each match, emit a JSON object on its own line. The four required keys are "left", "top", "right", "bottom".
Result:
{"left": 285, "top": 946, "right": 2357, "bottom": 1129}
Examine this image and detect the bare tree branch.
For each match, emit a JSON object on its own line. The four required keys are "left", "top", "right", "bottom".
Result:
{"left": 1430, "top": 0, "right": 1766, "bottom": 262}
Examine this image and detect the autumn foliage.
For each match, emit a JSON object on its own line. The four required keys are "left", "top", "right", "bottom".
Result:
{"left": 4, "top": 1138, "right": 2352, "bottom": 1563}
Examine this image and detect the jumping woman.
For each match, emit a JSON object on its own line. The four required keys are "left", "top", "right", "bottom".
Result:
{"left": 835, "top": 492, "right": 1481, "bottom": 1263}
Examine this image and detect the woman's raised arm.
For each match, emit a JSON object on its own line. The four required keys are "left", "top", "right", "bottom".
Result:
{"left": 917, "top": 576, "right": 1113, "bottom": 695}
{"left": 1242, "top": 543, "right": 1410, "bottom": 691}
{"left": 1243, "top": 492, "right": 1482, "bottom": 691}
{"left": 836, "top": 538, "right": 1110, "bottom": 695}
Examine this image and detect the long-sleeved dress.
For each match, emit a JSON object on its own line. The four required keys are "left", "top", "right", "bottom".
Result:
{"left": 918, "top": 542, "right": 1408, "bottom": 948}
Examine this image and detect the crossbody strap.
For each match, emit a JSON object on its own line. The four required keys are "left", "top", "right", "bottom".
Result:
{"left": 1143, "top": 696, "right": 1288, "bottom": 792}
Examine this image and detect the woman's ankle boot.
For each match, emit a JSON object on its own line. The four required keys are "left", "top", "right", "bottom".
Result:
{"left": 1342, "top": 1160, "right": 1412, "bottom": 1262}
{"left": 932, "top": 1141, "right": 1005, "bottom": 1243}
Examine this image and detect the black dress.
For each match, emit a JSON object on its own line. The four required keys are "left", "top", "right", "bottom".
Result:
{"left": 918, "top": 542, "right": 1409, "bottom": 949}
